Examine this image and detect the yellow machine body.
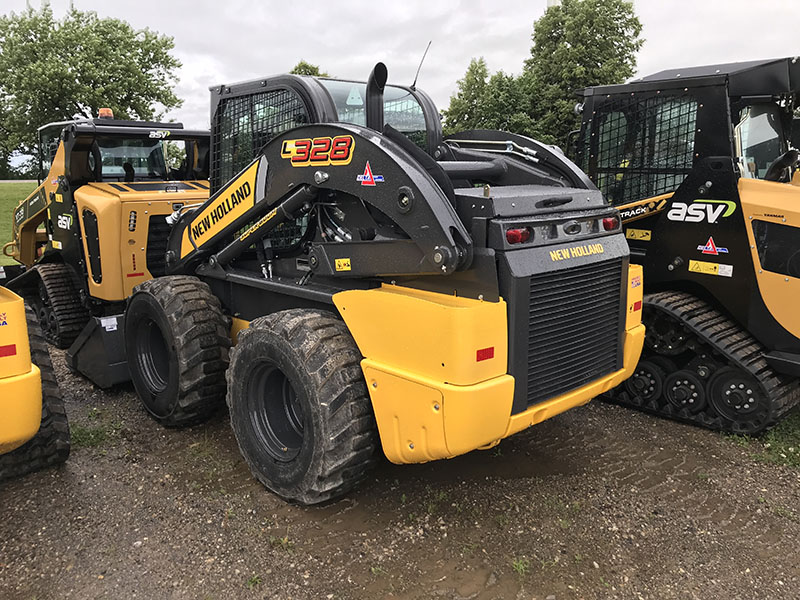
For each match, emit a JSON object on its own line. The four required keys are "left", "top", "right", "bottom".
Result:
{"left": 0, "top": 288, "right": 42, "bottom": 455}
{"left": 740, "top": 178, "right": 800, "bottom": 338}
{"left": 332, "top": 266, "right": 645, "bottom": 464}
{"left": 72, "top": 183, "right": 208, "bottom": 301}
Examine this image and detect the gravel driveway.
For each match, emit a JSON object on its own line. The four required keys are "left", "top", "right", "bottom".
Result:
{"left": 1, "top": 348, "right": 798, "bottom": 599}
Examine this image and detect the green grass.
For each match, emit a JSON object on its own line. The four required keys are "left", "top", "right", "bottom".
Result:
{"left": 0, "top": 180, "right": 37, "bottom": 265}
{"left": 725, "top": 411, "right": 800, "bottom": 468}
{"left": 758, "top": 411, "right": 800, "bottom": 467}
{"left": 70, "top": 423, "right": 110, "bottom": 448}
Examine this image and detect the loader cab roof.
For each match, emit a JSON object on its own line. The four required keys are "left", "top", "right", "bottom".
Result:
{"left": 581, "top": 57, "right": 800, "bottom": 98}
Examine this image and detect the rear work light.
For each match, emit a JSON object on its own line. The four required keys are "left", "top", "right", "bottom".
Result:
{"left": 602, "top": 216, "right": 620, "bottom": 231}
{"left": 506, "top": 227, "right": 532, "bottom": 244}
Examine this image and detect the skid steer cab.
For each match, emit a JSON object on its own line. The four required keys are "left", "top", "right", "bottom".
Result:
{"left": 3, "top": 110, "right": 210, "bottom": 385}
{"left": 573, "top": 57, "right": 800, "bottom": 434}
{"left": 73, "top": 64, "right": 642, "bottom": 504}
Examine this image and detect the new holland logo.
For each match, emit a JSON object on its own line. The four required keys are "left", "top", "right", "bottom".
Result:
{"left": 697, "top": 236, "right": 728, "bottom": 256}
{"left": 356, "top": 161, "right": 384, "bottom": 186}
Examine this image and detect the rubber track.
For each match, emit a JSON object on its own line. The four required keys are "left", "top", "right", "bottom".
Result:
{"left": 34, "top": 263, "right": 89, "bottom": 349}
{"left": 608, "top": 291, "right": 800, "bottom": 435}
{"left": 0, "top": 306, "right": 70, "bottom": 481}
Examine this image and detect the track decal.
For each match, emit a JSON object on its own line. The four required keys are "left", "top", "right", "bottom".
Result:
{"left": 280, "top": 135, "right": 354, "bottom": 167}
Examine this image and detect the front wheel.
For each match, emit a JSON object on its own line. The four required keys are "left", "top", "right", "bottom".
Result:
{"left": 227, "top": 309, "right": 378, "bottom": 505}
{"left": 125, "top": 276, "right": 230, "bottom": 427}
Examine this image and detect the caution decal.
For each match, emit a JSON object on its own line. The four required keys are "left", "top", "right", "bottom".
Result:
{"left": 688, "top": 260, "right": 733, "bottom": 278}
{"left": 625, "top": 228, "right": 651, "bottom": 241}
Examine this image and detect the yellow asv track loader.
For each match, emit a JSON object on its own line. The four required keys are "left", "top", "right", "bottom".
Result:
{"left": 3, "top": 112, "right": 210, "bottom": 387}
{"left": 65, "top": 64, "right": 644, "bottom": 504}
{"left": 573, "top": 57, "right": 800, "bottom": 434}
{"left": 0, "top": 288, "right": 69, "bottom": 481}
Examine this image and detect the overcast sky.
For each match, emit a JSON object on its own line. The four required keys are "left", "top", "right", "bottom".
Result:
{"left": 4, "top": 0, "right": 800, "bottom": 130}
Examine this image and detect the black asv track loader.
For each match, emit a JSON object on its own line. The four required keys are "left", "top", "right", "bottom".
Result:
{"left": 3, "top": 112, "right": 209, "bottom": 387}
{"left": 573, "top": 57, "right": 800, "bottom": 434}
{"left": 68, "top": 64, "right": 643, "bottom": 504}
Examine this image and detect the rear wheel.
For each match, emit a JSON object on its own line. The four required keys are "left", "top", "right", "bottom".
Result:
{"left": 0, "top": 306, "right": 70, "bottom": 481}
{"left": 227, "top": 309, "right": 378, "bottom": 505}
{"left": 125, "top": 276, "right": 230, "bottom": 427}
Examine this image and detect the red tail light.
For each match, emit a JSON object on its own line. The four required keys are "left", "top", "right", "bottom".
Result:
{"left": 602, "top": 216, "right": 620, "bottom": 231}
{"left": 506, "top": 227, "right": 532, "bottom": 244}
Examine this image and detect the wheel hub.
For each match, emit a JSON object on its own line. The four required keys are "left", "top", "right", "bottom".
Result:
{"left": 664, "top": 371, "right": 706, "bottom": 413}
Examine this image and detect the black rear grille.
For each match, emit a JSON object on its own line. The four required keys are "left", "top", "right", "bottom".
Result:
{"left": 526, "top": 259, "right": 623, "bottom": 406}
{"left": 146, "top": 216, "right": 171, "bottom": 277}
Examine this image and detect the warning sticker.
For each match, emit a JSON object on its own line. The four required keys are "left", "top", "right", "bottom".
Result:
{"left": 688, "top": 260, "right": 733, "bottom": 278}
{"left": 625, "top": 228, "right": 651, "bottom": 241}
{"left": 335, "top": 258, "right": 351, "bottom": 272}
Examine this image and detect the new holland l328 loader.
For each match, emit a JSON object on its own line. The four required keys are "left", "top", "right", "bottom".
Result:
{"left": 9, "top": 64, "right": 645, "bottom": 504}
{"left": 574, "top": 57, "right": 800, "bottom": 435}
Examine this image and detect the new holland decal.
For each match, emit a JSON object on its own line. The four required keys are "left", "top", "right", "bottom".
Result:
{"left": 549, "top": 243, "right": 604, "bottom": 261}
{"left": 280, "top": 135, "right": 354, "bottom": 167}
{"left": 180, "top": 161, "right": 260, "bottom": 257}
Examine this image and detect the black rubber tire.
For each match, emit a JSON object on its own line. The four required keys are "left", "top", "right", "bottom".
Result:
{"left": 0, "top": 306, "right": 70, "bottom": 482}
{"left": 125, "top": 276, "right": 230, "bottom": 427}
{"left": 31, "top": 263, "right": 90, "bottom": 349}
{"left": 227, "top": 309, "right": 378, "bottom": 505}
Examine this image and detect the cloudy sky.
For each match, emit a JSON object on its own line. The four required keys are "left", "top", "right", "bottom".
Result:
{"left": 4, "top": 0, "right": 800, "bottom": 130}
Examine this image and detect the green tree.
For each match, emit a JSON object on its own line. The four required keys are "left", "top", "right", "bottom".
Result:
{"left": 289, "top": 60, "right": 329, "bottom": 77}
{"left": 0, "top": 4, "right": 183, "bottom": 175}
{"left": 523, "top": 0, "right": 643, "bottom": 145}
{"left": 442, "top": 57, "right": 489, "bottom": 135}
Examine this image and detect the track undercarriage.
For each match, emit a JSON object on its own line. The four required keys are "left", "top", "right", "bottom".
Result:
{"left": 608, "top": 292, "right": 800, "bottom": 435}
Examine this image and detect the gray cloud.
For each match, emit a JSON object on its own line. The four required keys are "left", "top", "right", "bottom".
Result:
{"left": 4, "top": 0, "right": 799, "bottom": 131}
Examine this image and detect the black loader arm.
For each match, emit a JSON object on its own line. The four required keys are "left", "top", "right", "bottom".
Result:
{"left": 166, "top": 123, "right": 473, "bottom": 278}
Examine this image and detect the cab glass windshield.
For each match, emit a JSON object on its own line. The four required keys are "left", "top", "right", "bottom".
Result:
{"left": 93, "top": 137, "right": 169, "bottom": 179}
{"left": 317, "top": 80, "right": 428, "bottom": 149}
{"left": 735, "top": 104, "right": 786, "bottom": 179}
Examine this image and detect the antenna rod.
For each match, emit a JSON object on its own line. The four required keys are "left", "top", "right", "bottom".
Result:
{"left": 411, "top": 41, "right": 432, "bottom": 90}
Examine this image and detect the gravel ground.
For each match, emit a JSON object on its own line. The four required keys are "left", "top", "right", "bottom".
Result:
{"left": 1, "top": 348, "right": 799, "bottom": 600}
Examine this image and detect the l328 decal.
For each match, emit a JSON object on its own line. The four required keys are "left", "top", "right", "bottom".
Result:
{"left": 281, "top": 135, "right": 354, "bottom": 167}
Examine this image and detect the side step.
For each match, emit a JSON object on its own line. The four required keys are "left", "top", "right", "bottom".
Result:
{"left": 66, "top": 314, "right": 130, "bottom": 388}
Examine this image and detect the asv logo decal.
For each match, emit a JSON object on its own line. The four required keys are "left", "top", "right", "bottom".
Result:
{"left": 667, "top": 199, "right": 736, "bottom": 224}
{"left": 149, "top": 130, "right": 171, "bottom": 139}
{"left": 57, "top": 214, "right": 72, "bottom": 230}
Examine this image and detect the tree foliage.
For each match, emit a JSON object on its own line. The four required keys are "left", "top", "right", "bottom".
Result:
{"left": 443, "top": 0, "right": 643, "bottom": 147}
{"left": 290, "top": 60, "right": 329, "bottom": 77}
{"left": 0, "top": 4, "right": 183, "bottom": 175}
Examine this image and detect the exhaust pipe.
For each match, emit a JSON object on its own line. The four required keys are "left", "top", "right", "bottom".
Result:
{"left": 366, "top": 62, "right": 388, "bottom": 132}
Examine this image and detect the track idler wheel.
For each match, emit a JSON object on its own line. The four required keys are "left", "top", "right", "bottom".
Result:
{"left": 624, "top": 360, "right": 667, "bottom": 404}
{"left": 664, "top": 371, "right": 706, "bottom": 413}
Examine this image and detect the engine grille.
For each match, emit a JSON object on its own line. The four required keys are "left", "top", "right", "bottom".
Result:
{"left": 526, "top": 259, "right": 623, "bottom": 406}
{"left": 146, "top": 215, "right": 171, "bottom": 278}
